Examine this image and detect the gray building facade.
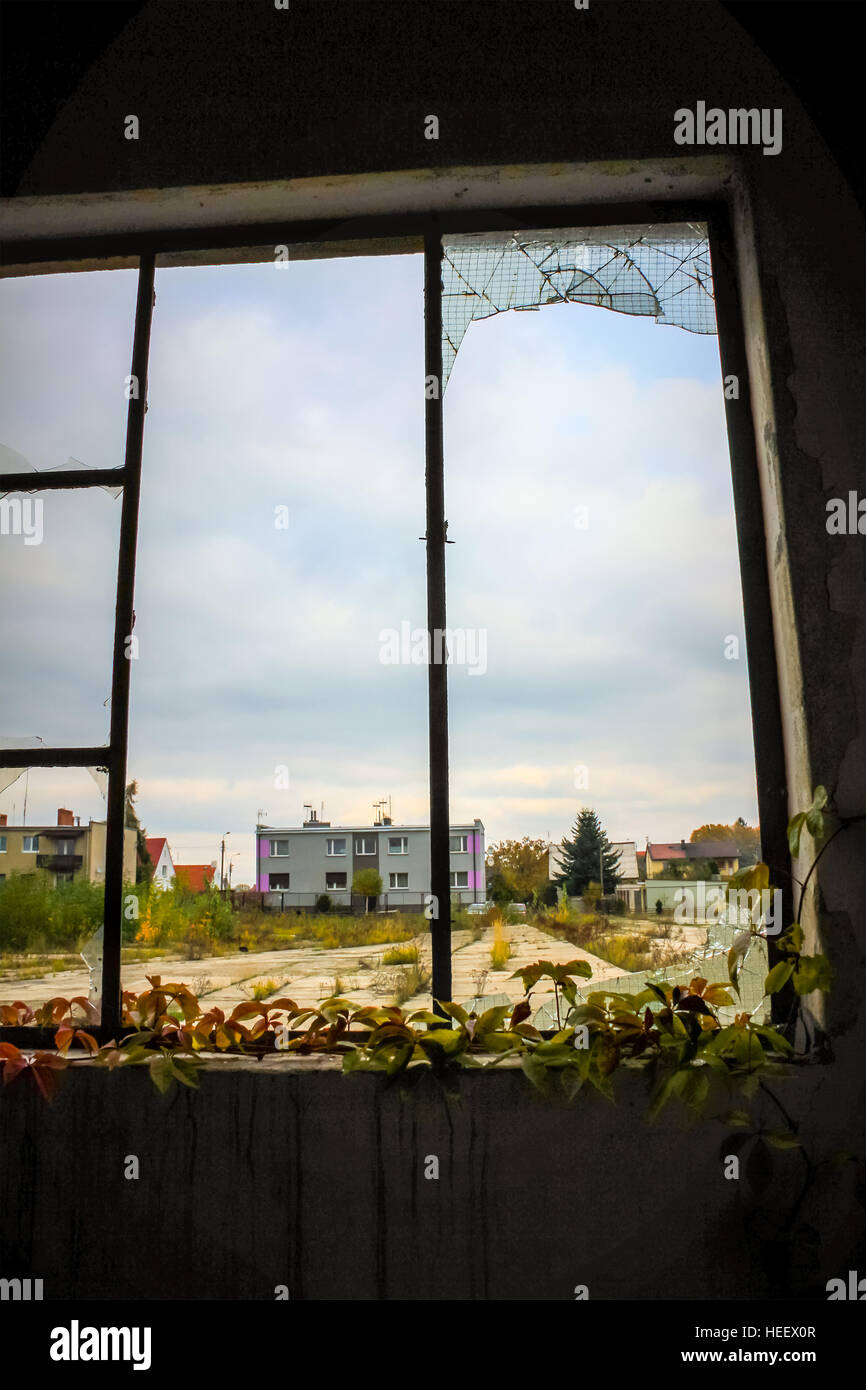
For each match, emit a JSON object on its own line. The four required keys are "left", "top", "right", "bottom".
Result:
{"left": 255, "top": 814, "right": 485, "bottom": 910}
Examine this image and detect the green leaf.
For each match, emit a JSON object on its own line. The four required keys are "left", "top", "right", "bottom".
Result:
{"left": 763, "top": 1129, "right": 801, "bottom": 1150}
{"left": 810, "top": 785, "right": 828, "bottom": 812}
{"left": 827, "top": 1148, "right": 856, "bottom": 1168}
{"left": 787, "top": 811, "right": 807, "bottom": 858}
{"left": 434, "top": 1001, "right": 467, "bottom": 1025}
{"left": 778, "top": 923, "right": 804, "bottom": 957}
{"left": 148, "top": 1054, "right": 175, "bottom": 1095}
{"left": 168, "top": 1055, "right": 200, "bottom": 1089}
{"left": 805, "top": 808, "right": 825, "bottom": 840}
{"left": 751, "top": 1024, "right": 794, "bottom": 1055}
{"left": 476, "top": 1005, "right": 511, "bottom": 1036}
{"left": 764, "top": 960, "right": 795, "bottom": 995}
{"left": 719, "top": 1109, "right": 752, "bottom": 1127}
{"left": 793, "top": 954, "right": 834, "bottom": 995}
{"left": 553, "top": 959, "right": 593, "bottom": 982}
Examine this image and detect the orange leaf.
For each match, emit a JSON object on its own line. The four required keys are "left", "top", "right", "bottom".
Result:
{"left": 55, "top": 1026, "right": 74, "bottom": 1054}
{"left": 74, "top": 1030, "right": 100, "bottom": 1055}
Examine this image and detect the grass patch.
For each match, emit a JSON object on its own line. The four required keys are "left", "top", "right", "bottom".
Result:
{"left": 489, "top": 913, "right": 512, "bottom": 971}
{"left": 381, "top": 943, "right": 419, "bottom": 966}
{"left": 534, "top": 912, "right": 685, "bottom": 974}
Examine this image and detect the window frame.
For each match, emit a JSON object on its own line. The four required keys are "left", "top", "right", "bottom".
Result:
{"left": 389, "top": 871, "right": 409, "bottom": 890}
{"left": 325, "top": 870, "right": 347, "bottom": 891}
{"left": 450, "top": 834, "right": 468, "bottom": 854}
{"left": 355, "top": 837, "right": 376, "bottom": 855}
{"left": 0, "top": 196, "right": 793, "bottom": 1043}
{"left": 269, "top": 838, "right": 290, "bottom": 857}
{"left": 325, "top": 837, "right": 347, "bottom": 857}
{"left": 388, "top": 836, "right": 409, "bottom": 855}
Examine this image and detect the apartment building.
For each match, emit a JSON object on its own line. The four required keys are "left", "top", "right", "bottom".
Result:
{"left": 255, "top": 810, "right": 485, "bottom": 909}
{"left": 0, "top": 808, "right": 137, "bottom": 886}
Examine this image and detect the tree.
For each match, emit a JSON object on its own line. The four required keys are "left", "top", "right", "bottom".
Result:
{"left": 352, "top": 868, "right": 382, "bottom": 913}
{"left": 126, "top": 780, "right": 153, "bottom": 886}
{"left": 690, "top": 819, "right": 760, "bottom": 867}
{"left": 485, "top": 837, "right": 551, "bottom": 902}
{"left": 554, "top": 809, "right": 621, "bottom": 896}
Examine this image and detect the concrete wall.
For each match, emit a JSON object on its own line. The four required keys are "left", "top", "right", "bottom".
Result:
{"left": 0, "top": 1057, "right": 862, "bottom": 1301}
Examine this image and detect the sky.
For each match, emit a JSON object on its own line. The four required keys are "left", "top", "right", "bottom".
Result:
{"left": 0, "top": 245, "right": 758, "bottom": 886}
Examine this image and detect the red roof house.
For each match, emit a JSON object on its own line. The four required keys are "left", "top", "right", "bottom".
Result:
{"left": 174, "top": 863, "right": 216, "bottom": 893}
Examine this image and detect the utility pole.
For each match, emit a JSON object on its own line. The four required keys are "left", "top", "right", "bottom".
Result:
{"left": 599, "top": 839, "right": 604, "bottom": 897}
{"left": 220, "top": 831, "right": 230, "bottom": 895}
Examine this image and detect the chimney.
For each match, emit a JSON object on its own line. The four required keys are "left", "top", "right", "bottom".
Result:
{"left": 0, "top": 813, "right": 7, "bottom": 826}
{"left": 57, "top": 808, "right": 74, "bottom": 827}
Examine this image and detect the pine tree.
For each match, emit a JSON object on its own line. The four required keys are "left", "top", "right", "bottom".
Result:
{"left": 555, "top": 808, "right": 621, "bottom": 896}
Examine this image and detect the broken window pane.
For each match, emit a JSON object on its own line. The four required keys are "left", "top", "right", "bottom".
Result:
{"left": 442, "top": 223, "right": 715, "bottom": 388}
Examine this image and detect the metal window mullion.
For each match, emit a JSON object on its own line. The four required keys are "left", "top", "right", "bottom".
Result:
{"left": 100, "top": 253, "right": 155, "bottom": 1037}
{"left": 0, "top": 469, "right": 127, "bottom": 492}
{"left": 424, "top": 226, "right": 452, "bottom": 1014}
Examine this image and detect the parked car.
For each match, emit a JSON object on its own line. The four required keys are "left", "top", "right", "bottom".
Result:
{"left": 509, "top": 902, "right": 528, "bottom": 915}
{"left": 466, "top": 900, "right": 494, "bottom": 915}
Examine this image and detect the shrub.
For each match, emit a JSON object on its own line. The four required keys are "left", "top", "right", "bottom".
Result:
{"left": 0, "top": 871, "right": 108, "bottom": 954}
{"left": 490, "top": 914, "right": 511, "bottom": 971}
{"left": 382, "top": 943, "right": 419, "bottom": 966}
{"left": 316, "top": 894, "right": 332, "bottom": 913}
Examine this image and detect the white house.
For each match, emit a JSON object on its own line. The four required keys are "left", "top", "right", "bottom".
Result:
{"left": 145, "top": 836, "right": 176, "bottom": 889}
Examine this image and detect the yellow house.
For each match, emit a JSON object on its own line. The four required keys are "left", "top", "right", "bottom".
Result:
{"left": 0, "top": 808, "right": 137, "bottom": 887}
{"left": 645, "top": 840, "right": 739, "bottom": 879}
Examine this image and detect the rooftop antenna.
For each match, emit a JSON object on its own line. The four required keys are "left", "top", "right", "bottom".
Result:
{"left": 256, "top": 808, "right": 268, "bottom": 827}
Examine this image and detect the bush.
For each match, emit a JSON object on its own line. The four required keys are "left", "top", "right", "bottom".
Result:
{"left": 316, "top": 894, "right": 332, "bottom": 913}
{"left": 382, "top": 943, "right": 419, "bottom": 966}
{"left": 0, "top": 871, "right": 107, "bottom": 954}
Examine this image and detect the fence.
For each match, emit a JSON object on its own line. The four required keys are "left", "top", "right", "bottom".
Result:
{"left": 533, "top": 921, "right": 769, "bottom": 1029}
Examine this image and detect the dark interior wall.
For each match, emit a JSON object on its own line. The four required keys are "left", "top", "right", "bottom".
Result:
{"left": 0, "top": 0, "right": 859, "bottom": 202}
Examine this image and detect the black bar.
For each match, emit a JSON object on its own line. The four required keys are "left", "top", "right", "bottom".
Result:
{"left": 0, "top": 746, "right": 108, "bottom": 768}
{"left": 706, "top": 208, "right": 794, "bottom": 1021}
{"left": 0, "top": 467, "right": 126, "bottom": 492}
{"left": 1, "top": 200, "right": 717, "bottom": 273}
{"left": 101, "top": 253, "right": 155, "bottom": 1038}
{"left": 424, "top": 225, "right": 452, "bottom": 1015}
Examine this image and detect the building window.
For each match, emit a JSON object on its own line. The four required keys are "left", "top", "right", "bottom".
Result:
{"left": 269, "top": 838, "right": 290, "bottom": 857}
{"left": 161, "top": 864, "right": 167, "bottom": 878}
{"left": 326, "top": 838, "right": 347, "bottom": 856}
{"left": 270, "top": 873, "right": 290, "bottom": 890}
{"left": 355, "top": 837, "right": 376, "bottom": 855}
{"left": 450, "top": 834, "right": 468, "bottom": 853}
{"left": 326, "top": 871, "right": 347, "bottom": 890}
{"left": 388, "top": 836, "right": 408, "bottom": 855}
{"left": 389, "top": 872, "right": 409, "bottom": 889}
{"left": 56, "top": 839, "right": 76, "bottom": 856}
{"left": 0, "top": 836, "right": 6, "bottom": 853}
{"left": 450, "top": 871, "right": 469, "bottom": 888}
{"left": 22, "top": 836, "right": 39, "bottom": 853}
